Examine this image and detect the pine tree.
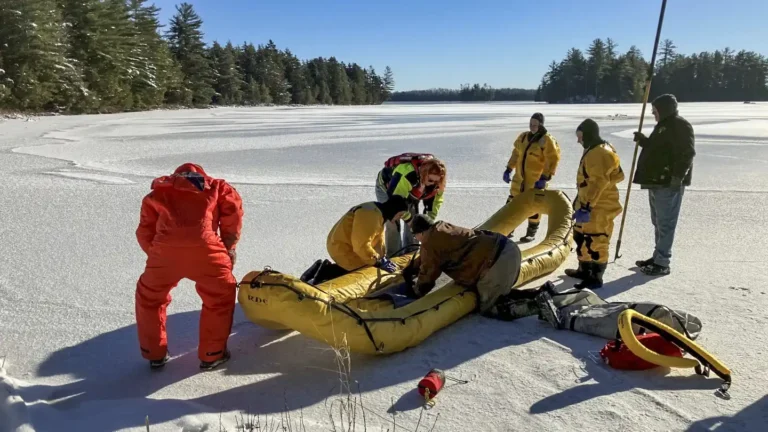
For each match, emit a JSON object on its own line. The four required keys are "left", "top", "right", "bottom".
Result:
{"left": 282, "top": 49, "right": 308, "bottom": 104}
{"left": 382, "top": 66, "right": 395, "bottom": 100}
{"left": 127, "top": 0, "right": 180, "bottom": 109}
{"left": 306, "top": 58, "right": 332, "bottom": 104}
{"left": 659, "top": 39, "right": 677, "bottom": 69}
{"left": 58, "top": 0, "right": 137, "bottom": 112}
{"left": 327, "top": 57, "right": 351, "bottom": 104}
{"left": 255, "top": 40, "right": 289, "bottom": 104}
{"left": 166, "top": 2, "right": 214, "bottom": 106}
{"left": 0, "top": 51, "right": 9, "bottom": 103}
{"left": 365, "top": 66, "right": 381, "bottom": 104}
{"left": 237, "top": 43, "right": 259, "bottom": 103}
{"left": 210, "top": 41, "right": 244, "bottom": 105}
{"left": 259, "top": 82, "right": 272, "bottom": 104}
{"left": 586, "top": 38, "right": 607, "bottom": 100}
{"left": 345, "top": 63, "right": 367, "bottom": 104}
{"left": 243, "top": 77, "right": 261, "bottom": 105}
{"left": 0, "top": 0, "right": 85, "bottom": 111}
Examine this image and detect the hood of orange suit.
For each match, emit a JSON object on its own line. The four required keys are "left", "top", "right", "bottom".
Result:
{"left": 152, "top": 163, "right": 212, "bottom": 191}
{"left": 174, "top": 163, "right": 208, "bottom": 176}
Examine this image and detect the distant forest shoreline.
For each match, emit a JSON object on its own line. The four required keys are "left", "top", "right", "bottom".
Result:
{"left": 1, "top": 0, "right": 766, "bottom": 116}
{"left": 393, "top": 39, "right": 768, "bottom": 104}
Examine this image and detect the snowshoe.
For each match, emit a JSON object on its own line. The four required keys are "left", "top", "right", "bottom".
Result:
{"left": 641, "top": 263, "right": 670, "bottom": 276}
{"left": 200, "top": 350, "right": 231, "bottom": 371}
{"left": 149, "top": 353, "right": 170, "bottom": 370}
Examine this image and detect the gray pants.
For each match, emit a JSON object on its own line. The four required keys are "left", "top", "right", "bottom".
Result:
{"left": 649, "top": 186, "right": 685, "bottom": 267}
{"left": 375, "top": 179, "right": 417, "bottom": 257}
{"left": 565, "top": 298, "right": 703, "bottom": 341}
{"left": 476, "top": 241, "right": 522, "bottom": 313}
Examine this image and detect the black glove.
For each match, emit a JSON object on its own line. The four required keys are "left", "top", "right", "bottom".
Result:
{"left": 632, "top": 132, "right": 647, "bottom": 143}
{"left": 402, "top": 262, "right": 416, "bottom": 280}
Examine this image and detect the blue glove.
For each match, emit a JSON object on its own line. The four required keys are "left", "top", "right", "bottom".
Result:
{"left": 376, "top": 257, "right": 397, "bottom": 273}
{"left": 503, "top": 169, "right": 512, "bottom": 184}
{"left": 573, "top": 206, "right": 591, "bottom": 223}
{"left": 534, "top": 175, "right": 549, "bottom": 190}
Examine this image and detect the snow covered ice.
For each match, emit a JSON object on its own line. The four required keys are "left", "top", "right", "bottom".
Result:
{"left": 1, "top": 102, "right": 767, "bottom": 431}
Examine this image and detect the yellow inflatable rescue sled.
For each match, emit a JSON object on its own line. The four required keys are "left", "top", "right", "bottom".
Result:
{"left": 238, "top": 189, "right": 573, "bottom": 354}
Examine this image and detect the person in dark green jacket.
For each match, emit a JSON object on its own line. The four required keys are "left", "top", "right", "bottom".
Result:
{"left": 632, "top": 94, "right": 696, "bottom": 276}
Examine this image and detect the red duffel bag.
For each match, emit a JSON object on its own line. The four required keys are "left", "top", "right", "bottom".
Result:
{"left": 600, "top": 333, "right": 683, "bottom": 370}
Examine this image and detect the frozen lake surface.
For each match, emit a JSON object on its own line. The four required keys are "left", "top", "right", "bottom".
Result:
{"left": 1, "top": 102, "right": 767, "bottom": 431}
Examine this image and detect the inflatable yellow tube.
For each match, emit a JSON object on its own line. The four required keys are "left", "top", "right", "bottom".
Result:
{"left": 618, "top": 309, "right": 732, "bottom": 384}
{"left": 238, "top": 189, "right": 573, "bottom": 354}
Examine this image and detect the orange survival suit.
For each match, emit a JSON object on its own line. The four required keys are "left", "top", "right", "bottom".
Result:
{"left": 135, "top": 163, "right": 244, "bottom": 364}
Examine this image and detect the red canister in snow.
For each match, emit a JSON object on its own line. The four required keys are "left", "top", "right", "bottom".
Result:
{"left": 418, "top": 369, "right": 446, "bottom": 399}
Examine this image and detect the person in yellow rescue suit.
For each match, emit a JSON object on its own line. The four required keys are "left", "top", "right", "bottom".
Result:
{"left": 503, "top": 113, "right": 561, "bottom": 242}
{"left": 565, "top": 119, "right": 625, "bottom": 289}
{"left": 301, "top": 195, "right": 409, "bottom": 285}
{"left": 326, "top": 195, "right": 409, "bottom": 273}
{"left": 375, "top": 154, "right": 447, "bottom": 256}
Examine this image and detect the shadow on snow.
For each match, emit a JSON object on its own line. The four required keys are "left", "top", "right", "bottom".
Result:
{"left": 20, "top": 275, "right": 725, "bottom": 430}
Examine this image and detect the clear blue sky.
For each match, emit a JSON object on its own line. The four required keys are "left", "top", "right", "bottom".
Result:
{"left": 152, "top": 0, "right": 768, "bottom": 91}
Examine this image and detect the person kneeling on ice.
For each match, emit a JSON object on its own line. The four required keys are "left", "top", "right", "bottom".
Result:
{"left": 302, "top": 196, "right": 410, "bottom": 285}
{"left": 135, "top": 163, "right": 243, "bottom": 371}
{"left": 565, "top": 119, "right": 625, "bottom": 289}
{"left": 401, "top": 215, "right": 522, "bottom": 314}
{"left": 503, "top": 113, "right": 561, "bottom": 242}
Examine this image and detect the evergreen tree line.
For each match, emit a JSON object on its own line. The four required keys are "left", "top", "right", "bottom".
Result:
{"left": 0, "top": 1, "right": 394, "bottom": 113}
{"left": 536, "top": 38, "right": 768, "bottom": 103}
{"left": 391, "top": 84, "right": 535, "bottom": 102}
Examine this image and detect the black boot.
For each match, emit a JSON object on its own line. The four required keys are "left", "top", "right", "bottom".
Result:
{"left": 300, "top": 259, "right": 323, "bottom": 283}
{"left": 574, "top": 262, "right": 605, "bottom": 289}
{"left": 149, "top": 352, "right": 170, "bottom": 370}
{"left": 564, "top": 262, "right": 589, "bottom": 280}
{"left": 310, "top": 260, "right": 349, "bottom": 284}
{"left": 519, "top": 222, "right": 539, "bottom": 243}
{"left": 641, "top": 263, "right": 670, "bottom": 276}
{"left": 200, "top": 349, "right": 231, "bottom": 371}
{"left": 535, "top": 290, "right": 563, "bottom": 329}
{"left": 635, "top": 257, "right": 654, "bottom": 268}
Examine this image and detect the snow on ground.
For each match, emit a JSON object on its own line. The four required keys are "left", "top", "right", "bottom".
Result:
{"left": 1, "top": 101, "right": 767, "bottom": 431}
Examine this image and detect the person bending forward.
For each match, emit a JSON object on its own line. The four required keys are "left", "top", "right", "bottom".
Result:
{"left": 135, "top": 163, "right": 243, "bottom": 371}
{"left": 327, "top": 195, "right": 409, "bottom": 272}
{"left": 402, "top": 215, "right": 522, "bottom": 314}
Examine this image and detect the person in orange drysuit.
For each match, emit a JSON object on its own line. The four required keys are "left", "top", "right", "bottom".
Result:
{"left": 135, "top": 163, "right": 244, "bottom": 371}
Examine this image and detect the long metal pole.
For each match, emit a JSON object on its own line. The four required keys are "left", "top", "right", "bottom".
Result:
{"left": 614, "top": 0, "right": 668, "bottom": 261}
